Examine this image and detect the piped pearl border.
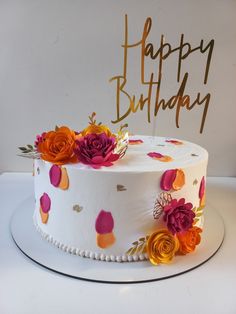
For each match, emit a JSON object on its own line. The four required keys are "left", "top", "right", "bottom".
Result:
{"left": 33, "top": 214, "right": 148, "bottom": 263}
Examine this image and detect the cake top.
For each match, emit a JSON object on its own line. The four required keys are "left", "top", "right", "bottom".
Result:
{"left": 67, "top": 135, "right": 208, "bottom": 173}
{"left": 18, "top": 113, "right": 208, "bottom": 172}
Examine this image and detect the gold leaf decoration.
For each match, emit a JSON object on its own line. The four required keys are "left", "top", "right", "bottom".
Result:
{"left": 126, "top": 236, "right": 150, "bottom": 256}
{"left": 117, "top": 184, "right": 127, "bottom": 192}
{"left": 191, "top": 153, "right": 199, "bottom": 157}
{"left": 73, "top": 204, "right": 83, "bottom": 213}
{"left": 18, "top": 144, "right": 40, "bottom": 159}
{"left": 193, "top": 179, "right": 198, "bottom": 185}
{"left": 193, "top": 206, "right": 204, "bottom": 224}
{"left": 115, "top": 124, "right": 129, "bottom": 158}
{"left": 153, "top": 192, "right": 172, "bottom": 219}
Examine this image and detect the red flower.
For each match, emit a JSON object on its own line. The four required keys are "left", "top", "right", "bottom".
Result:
{"left": 163, "top": 198, "right": 195, "bottom": 234}
{"left": 74, "top": 133, "right": 119, "bottom": 168}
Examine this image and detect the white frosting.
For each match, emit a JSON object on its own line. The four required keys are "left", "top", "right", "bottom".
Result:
{"left": 34, "top": 136, "right": 208, "bottom": 262}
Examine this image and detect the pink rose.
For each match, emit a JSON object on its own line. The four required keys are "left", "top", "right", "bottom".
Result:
{"left": 74, "top": 133, "right": 119, "bottom": 168}
{"left": 163, "top": 198, "right": 195, "bottom": 234}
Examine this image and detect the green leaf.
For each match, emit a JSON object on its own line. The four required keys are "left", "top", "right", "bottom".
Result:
{"left": 196, "top": 212, "right": 203, "bottom": 217}
{"left": 55, "top": 125, "right": 59, "bottom": 131}
{"left": 129, "top": 247, "right": 137, "bottom": 255}
{"left": 132, "top": 241, "right": 138, "bottom": 246}
{"left": 27, "top": 144, "right": 34, "bottom": 150}
{"left": 136, "top": 242, "right": 146, "bottom": 254}
{"left": 19, "top": 147, "right": 27, "bottom": 151}
{"left": 138, "top": 237, "right": 145, "bottom": 242}
{"left": 126, "top": 247, "right": 133, "bottom": 255}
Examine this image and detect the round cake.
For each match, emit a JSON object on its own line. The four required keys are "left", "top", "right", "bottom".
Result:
{"left": 33, "top": 135, "right": 208, "bottom": 263}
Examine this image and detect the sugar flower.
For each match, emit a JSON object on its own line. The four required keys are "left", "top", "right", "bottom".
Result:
{"left": 177, "top": 226, "right": 202, "bottom": 255}
{"left": 163, "top": 198, "right": 195, "bottom": 234}
{"left": 147, "top": 229, "right": 179, "bottom": 265}
{"left": 37, "top": 126, "right": 78, "bottom": 165}
{"left": 74, "top": 132, "right": 119, "bottom": 168}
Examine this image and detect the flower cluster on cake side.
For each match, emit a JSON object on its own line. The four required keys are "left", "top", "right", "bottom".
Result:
{"left": 126, "top": 172, "right": 206, "bottom": 265}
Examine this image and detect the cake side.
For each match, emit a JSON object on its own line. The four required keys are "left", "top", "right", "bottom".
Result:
{"left": 33, "top": 135, "right": 208, "bottom": 262}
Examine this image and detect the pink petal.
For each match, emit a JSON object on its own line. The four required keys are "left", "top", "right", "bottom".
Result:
{"left": 178, "top": 198, "right": 185, "bottom": 206}
{"left": 185, "top": 202, "right": 193, "bottom": 210}
{"left": 49, "top": 165, "right": 62, "bottom": 187}
{"left": 102, "top": 162, "right": 114, "bottom": 167}
{"left": 129, "top": 139, "right": 143, "bottom": 144}
{"left": 160, "top": 169, "right": 177, "bottom": 191}
{"left": 40, "top": 193, "right": 51, "bottom": 213}
{"left": 165, "top": 139, "right": 183, "bottom": 145}
{"left": 147, "top": 152, "right": 163, "bottom": 159}
{"left": 95, "top": 210, "right": 114, "bottom": 234}
{"left": 199, "top": 176, "right": 205, "bottom": 199}
{"left": 108, "top": 154, "right": 120, "bottom": 162}
{"left": 91, "top": 156, "right": 105, "bottom": 164}
{"left": 163, "top": 203, "right": 172, "bottom": 213}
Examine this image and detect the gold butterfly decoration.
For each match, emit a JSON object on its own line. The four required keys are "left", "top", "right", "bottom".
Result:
{"left": 73, "top": 204, "right": 83, "bottom": 213}
{"left": 117, "top": 184, "right": 127, "bottom": 192}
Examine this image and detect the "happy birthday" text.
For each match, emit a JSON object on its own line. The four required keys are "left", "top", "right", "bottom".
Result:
{"left": 110, "top": 15, "right": 214, "bottom": 133}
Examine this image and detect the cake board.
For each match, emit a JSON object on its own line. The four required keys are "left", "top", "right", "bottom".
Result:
{"left": 10, "top": 197, "right": 225, "bottom": 284}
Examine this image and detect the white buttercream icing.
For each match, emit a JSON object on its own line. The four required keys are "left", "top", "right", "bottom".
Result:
{"left": 34, "top": 136, "right": 208, "bottom": 262}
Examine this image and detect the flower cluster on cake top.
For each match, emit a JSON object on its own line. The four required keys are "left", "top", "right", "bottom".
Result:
{"left": 18, "top": 113, "right": 129, "bottom": 169}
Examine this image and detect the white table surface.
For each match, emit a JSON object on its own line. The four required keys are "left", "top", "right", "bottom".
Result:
{"left": 0, "top": 173, "right": 236, "bottom": 314}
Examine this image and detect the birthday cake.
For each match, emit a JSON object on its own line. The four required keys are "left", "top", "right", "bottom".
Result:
{"left": 19, "top": 114, "right": 207, "bottom": 265}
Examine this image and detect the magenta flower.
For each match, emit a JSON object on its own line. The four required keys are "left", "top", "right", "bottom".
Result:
{"left": 34, "top": 132, "right": 46, "bottom": 151}
{"left": 163, "top": 198, "right": 195, "bottom": 234}
{"left": 74, "top": 133, "right": 119, "bottom": 168}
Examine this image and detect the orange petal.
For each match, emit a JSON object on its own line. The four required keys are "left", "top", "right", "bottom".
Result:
{"left": 172, "top": 169, "right": 185, "bottom": 190}
{"left": 58, "top": 167, "right": 69, "bottom": 190}
{"left": 40, "top": 206, "right": 49, "bottom": 224}
{"left": 96, "top": 232, "right": 116, "bottom": 248}
{"left": 200, "top": 192, "right": 206, "bottom": 207}
{"left": 158, "top": 155, "right": 173, "bottom": 162}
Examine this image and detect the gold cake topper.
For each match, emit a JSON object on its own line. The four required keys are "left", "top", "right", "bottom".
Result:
{"left": 110, "top": 15, "right": 214, "bottom": 133}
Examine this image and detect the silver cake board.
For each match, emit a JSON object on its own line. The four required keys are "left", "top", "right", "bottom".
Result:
{"left": 10, "top": 197, "right": 224, "bottom": 284}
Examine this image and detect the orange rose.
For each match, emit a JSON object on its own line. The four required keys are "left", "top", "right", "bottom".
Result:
{"left": 38, "top": 126, "right": 78, "bottom": 165}
{"left": 177, "top": 226, "right": 202, "bottom": 255}
{"left": 147, "top": 229, "right": 179, "bottom": 265}
{"left": 80, "top": 124, "right": 113, "bottom": 137}
{"left": 79, "top": 112, "right": 114, "bottom": 137}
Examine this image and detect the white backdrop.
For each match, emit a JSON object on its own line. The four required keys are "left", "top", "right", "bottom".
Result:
{"left": 0, "top": 0, "right": 236, "bottom": 176}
